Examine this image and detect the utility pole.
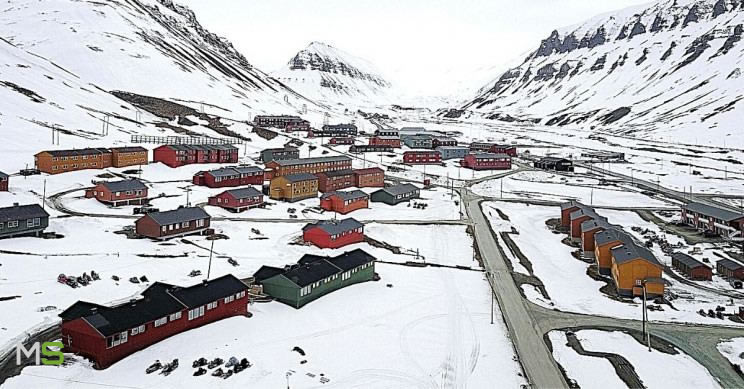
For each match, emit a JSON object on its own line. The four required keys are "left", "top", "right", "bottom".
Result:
{"left": 207, "top": 239, "right": 215, "bottom": 279}
{"left": 42, "top": 179, "right": 46, "bottom": 209}
{"left": 643, "top": 283, "right": 651, "bottom": 352}
{"left": 185, "top": 188, "right": 192, "bottom": 206}
{"left": 500, "top": 179, "right": 503, "bottom": 199}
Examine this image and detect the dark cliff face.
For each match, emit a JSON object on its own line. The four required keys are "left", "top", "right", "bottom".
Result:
{"left": 287, "top": 49, "right": 390, "bottom": 88}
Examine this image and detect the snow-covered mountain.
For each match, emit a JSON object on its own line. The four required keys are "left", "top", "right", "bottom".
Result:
{"left": 273, "top": 41, "right": 396, "bottom": 108}
{"left": 0, "top": 0, "right": 324, "bottom": 171}
{"left": 458, "top": 0, "right": 744, "bottom": 145}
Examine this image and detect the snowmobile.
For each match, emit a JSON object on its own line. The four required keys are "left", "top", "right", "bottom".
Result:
{"left": 240, "top": 358, "right": 251, "bottom": 368}
{"left": 66, "top": 278, "right": 79, "bottom": 288}
{"left": 222, "top": 370, "right": 233, "bottom": 379}
{"left": 192, "top": 357, "right": 208, "bottom": 368}
{"left": 77, "top": 276, "right": 89, "bottom": 286}
{"left": 228, "top": 258, "right": 239, "bottom": 267}
{"left": 139, "top": 275, "right": 149, "bottom": 283}
{"left": 145, "top": 360, "right": 162, "bottom": 374}
{"left": 111, "top": 275, "right": 120, "bottom": 281}
{"left": 211, "top": 368, "right": 224, "bottom": 377}
{"left": 82, "top": 272, "right": 92, "bottom": 282}
{"left": 225, "top": 357, "right": 238, "bottom": 368}
{"left": 129, "top": 277, "right": 140, "bottom": 284}
{"left": 91, "top": 271, "right": 100, "bottom": 281}
{"left": 160, "top": 359, "right": 179, "bottom": 376}
{"left": 193, "top": 367, "right": 207, "bottom": 376}
{"left": 207, "top": 357, "right": 223, "bottom": 369}
{"left": 57, "top": 274, "right": 67, "bottom": 284}
{"left": 188, "top": 270, "right": 202, "bottom": 277}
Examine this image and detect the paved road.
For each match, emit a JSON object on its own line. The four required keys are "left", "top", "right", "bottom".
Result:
{"left": 461, "top": 188, "right": 569, "bottom": 389}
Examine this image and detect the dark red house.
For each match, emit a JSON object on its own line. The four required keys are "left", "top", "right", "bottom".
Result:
{"left": 153, "top": 144, "right": 239, "bottom": 168}
{"left": 353, "top": 168, "right": 385, "bottom": 188}
{"left": 0, "top": 171, "right": 8, "bottom": 192}
{"left": 328, "top": 137, "right": 354, "bottom": 145}
{"left": 208, "top": 187, "right": 264, "bottom": 212}
{"left": 85, "top": 179, "right": 148, "bottom": 207}
{"left": 569, "top": 208, "right": 598, "bottom": 240}
{"left": 59, "top": 275, "right": 249, "bottom": 369}
{"left": 193, "top": 166, "right": 264, "bottom": 188}
{"left": 403, "top": 150, "right": 442, "bottom": 165}
{"left": 431, "top": 137, "right": 457, "bottom": 149}
{"left": 369, "top": 136, "right": 402, "bottom": 148}
{"left": 461, "top": 153, "right": 512, "bottom": 170}
{"left": 302, "top": 218, "right": 364, "bottom": 249}
{"left": 320, "top": 190, "right": 369, "bottom": 214}
{"left": 490, "top": 145, "right": 517, "bottom": 157}
{"left": 316, "top": 169, "right": 355, "bottom": 192}
{"left": 671, "top": 252, "right": 712, "bottom": 281}
{"left": 560, "top": 201, "right": 584, "bottom": 227}
{"left": 135, "top": 207, "right": 211, "bottom": 240}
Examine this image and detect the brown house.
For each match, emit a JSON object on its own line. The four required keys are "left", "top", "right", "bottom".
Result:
{"left": 580, "top": 218, "right": 609, "bottom": 254}
{"left": 110, "top": 147, "right": 148, "bottom": 168}
{"left": 316, "top": 170, "right": 355, "bottom": 193}
{"left": 353, "top": 168, "right": 384, "bottom": 188}
{"left": 265, "top": 156, "right": 352, "bottom": 178}
{"left": 35, "top": 148, "right": 112, "bottom": 174}
{"left": 569, "top": 208, "right": 598, "bottom": 240}
{"left": 269, "top": 173, "right": 318, "bottom": 202}
{"left": 560, "top": 201, "right": 584, "bottom": 228}
{"left": 593, "top": 228, "right": 631, "bottom": 276}
{"left": 717, "top": 259, "right": 744, "bottom": 281}
{"left": 85, "top": 179, "right": 148, "bottom": 207}
{"left": 671, "top": 252, "right": 712, "bottom": 281}
{"left": 135, "top": 207, "right": 211, "bottom": 240}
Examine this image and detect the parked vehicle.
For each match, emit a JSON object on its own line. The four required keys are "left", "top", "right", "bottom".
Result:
{"left": 146, "top": 360, "right": 162, "bottom": 374}
{"left": 731, "top": 279, "right": 743, "bottom": 289}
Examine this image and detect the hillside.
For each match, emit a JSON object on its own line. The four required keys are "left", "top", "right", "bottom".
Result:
{"left": 0, "top": 0, "right": 323, "bottom": 171}
{"left": 459, "top": 0, "right": 744, "bottom": 145}
{"left": 272, "top": 41, "right": 396, "bottom": 108}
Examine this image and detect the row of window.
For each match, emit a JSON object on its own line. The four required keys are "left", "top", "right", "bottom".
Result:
{"left": 159, "top": 219, "right": 206, "bottom": 232}
{"left": 51, "top": 162, "right": 98, "bottom": 170}
{"left": 329, "top": 227, "right": 363, "bottom": 241}
{"left": 0, "top": 218, "right": 41, "bottom": 230}
{"left": 216, "top": 196, "right": 260, "bottom": 204}
{"left": 51, "top": 155, "right": 101, "bottom": 162}
{"left": 301, "top": 263, "right": 374, "bottom": 296}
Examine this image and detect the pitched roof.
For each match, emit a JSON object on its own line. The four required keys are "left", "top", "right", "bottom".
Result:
{"left": 717, "top": 259, "right": 744, "bottom": 271}
{"left": 0, "top": 204, "right": 49, "bottom": 223}
{"left": 110, "top": 146, "right": 147, "bottom": 153}
{"left": 611, "top": 243, "right": 662, "bottom": 267}
{"left": 101, "top": 179, "right": 147, "bottom": 193}
{"left": 594, "top": 228, "right": 633, "bottom": 246}
{"left": 273, "top": 155, "right": 351, "bottom": 167}
{"left": 224, "top": 187, "right": 262, "bottom": 199}
{"left": 303, "top": 218, "right": 363, "bottom": 235}
{"left": 62, "top": 275, "right": 246, "bottom": 337}
{"left": 322, "top": 123, "right": 357, "bottom": 129}
{"left": 284, "top": 173, "right": 318, "bottom": 183}
{"left": 353, "top": 167, "right": 384, "bottom": 175}
{"left": 328, "top": 249, "right": 376, "bottom": 271}
{"left": 316, "top": 169, "right": 354, "bottom": 178}
{"left": 570, "top": 208, "right": 598, "bottom": 220}
{"left": 232, "top": 166, "right": 263, "bottom": 174}
{"left": 682, "top": 202, "right": 744, "bottom": 222}
{"left": 37, "top": 148, "right": 110, "bottom": 157}
{"left": 378, "top": 183, "right": 420, "bottom": 196}
{"left": 145, "top": 207, "right": 210, "bottom": 226}
{"left": 252, "top": 265, "right": 285, "bottom": 283}
{"left": 671, "top": 252, "right": 708, "bottom": 269}
{"left": 581, "top": 218, "right": 610, "bottom": 232}
{"left": 538, "top": 156, "right": 571, "bottom": 163}
{"left": 436, "top": 146, "right": 469, "bottom": 151}
{"left": 161, "top": 144, "right": 237, "bottom": 152}
{"left": 321, "top": 190, "right": 368, "bottom": 201}
{"left": 0, "top": 171, "right": 8, "bottom": 179}
{"left": 264, "top": 249, "right": 377, "bottom": 288}
{"left": 470, "top": 153, "right": 511, "bottom": 159}
{"left": 282, "top": 258, "right": 342, "bottom": 287}
{"left": 560, "top": 200, "right": 585, "bottom": 210}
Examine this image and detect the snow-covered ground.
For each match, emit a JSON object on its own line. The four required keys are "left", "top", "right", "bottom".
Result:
{"left": 717, "top": 337, "right": 744, "bottom": 371}
{"left": 483, "top": 201, "right": 744, "bottom": 325}
{"left": 1, "top": 221, "right": 526, "bottom": 388}
{"left": 550, "top": 330, "right": 720, "bottom": 389}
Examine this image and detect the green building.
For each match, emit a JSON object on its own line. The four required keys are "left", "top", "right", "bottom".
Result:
{"left": 253, "top": 249, "right": 376, "bottom": 308}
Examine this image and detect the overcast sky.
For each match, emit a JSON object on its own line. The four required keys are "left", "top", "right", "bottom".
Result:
{"left": 179, "top": 0, "right": 651, "bottom": 96}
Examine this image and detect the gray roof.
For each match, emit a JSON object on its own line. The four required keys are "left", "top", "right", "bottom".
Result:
{"left": 380, "top": 183, "right": 420, "bottom": 196}
{"left": 682, "top": 202, "right": 744, "bottom": 222}
{"left": 273, "top": 156, "right": 351, "bottom": 167}
{"left": 39, "top": 148, "right": 110, "bottom": 157}
{"left": 436, "top": 146, "right": 468, "bottom": 151}
{"left": 321, "top": 190, "right": 368, "bottom": 201}
{"left": 101, "top": 179, "right": 147, "bottom": 193}
{"left": 204, "top": 166, "right": 261, "bottom": 178}
{"left": 470, "top": 153, "right": 511, "bottom": 159}
{"left": 611, "top": 243, "right": 662, "bottom": 267}
{"left": 232, "top": 166, "right": 263, "bottom": 174}
{"left": 570, "top": 208, "right": 598, "bottom": 220}
{"left": 0, "top": 171, "right": 7, "bottom": 179}
{"left": 161, "top": 144, "right": 237, "bottom": 152}
{"left": 303, "top": 218, "right": 363, "bottom": 235}
{"left": 717, "top": 259, "right": 744, "bottom": 271}
{"left": 284, "top": 173, "right": 318, "bottom": 183}
{"left": 110, "top": 146, "right": 147, "bottom": 153}
{"left": 671, "top": 252, "right": 708, "bottom": 269}
{"left": 224, "top": 187, "right": 262, "bottom": 199}
{"left": 581, "top": 218, "right": 609, "bottom": 233}
{"left": 594, "top": 228, "right": 633, "bottom": 246}
{"left": 317, "top": 169, "right": 354, "bottom": 178}
{"left": 146, "top": 207, "right": 210, "bottom": 226}
{"left": 0, "top": 204, "right": 49, "bottom": 223}
{"left": 560, "top": 201, "right": 585, "bottom": 210}
{"left": 538, "top": 156, "right": 571, "bottom": 163}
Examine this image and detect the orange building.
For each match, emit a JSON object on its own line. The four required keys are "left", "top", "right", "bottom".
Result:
{"left": 110, "top": 147, "right": 148, "bottom": 168}
{"left": 610, "top": 244, "right": 665, "bottom": 298}
{"left": 35, "top": 148, "right": 112, "bottom": 174}
{"left": 265, "top": 156, "right": 352, "bottom": 178}
{"left": 593, "top": 228, "right": 630, "bottom": 276}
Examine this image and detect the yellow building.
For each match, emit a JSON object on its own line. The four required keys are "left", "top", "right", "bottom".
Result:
{"left": 610, "top": 244, "right": 664, "bottom": 297}
{"left": 269, "top": 173, "right": 318, "bottom": 202}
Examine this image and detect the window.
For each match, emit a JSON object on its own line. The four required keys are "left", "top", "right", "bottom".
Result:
{"left": 188, "top": 306, "right": 205, "bottom": 320}
{"left": 169, "top": 312, "right": 182, "bottom": 321}
{"left": 224, "top": 295, "right": 235, "bottom": 304}
{"left": 131, "top": 324, "right": 145, "bottom": 335}
{"left": 125, "top": 191, "right": 132, "bottom": 195}
{"left": 196, "top": 219, "right": 205, "bottom": 227}
{"left": 154, "top": 317, "right": 167, "bottom": 327}
{"left": 161, "top": 226, "right": 167, "bottom": 233}
{"left": 107, "top": 331, "right": 128, "bottom": 348}
{"left": 207, "top": 301, "right": 218, "bottom": 310}
{"left": 7, "top": 221, "right": 18, "bottom": 228}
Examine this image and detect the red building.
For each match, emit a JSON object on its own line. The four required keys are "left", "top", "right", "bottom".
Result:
{"left": 302, "top": 218, "right": 364, "bottom": 249}
{"left": 153, "top": 144, "right": 239, "bottom": 168}
{"left": 328, "top": 137, "right": 354, "bottom": 145}
{"left": 135, "top": 207, "right": 211, "bottom": 240}
{"left": 569, "top": 208, "right": 598, "bottom": 240}
{"left": 353, "top": 168, "right": 385, "bottom": 188}
{"left": 59, "top": 275, "right": 249, "bottom": 369}
{"left": 403, "top": 150, "right": 442, "bottom": 165}
{"left": 193, "top": 166, "right": 264, "bottom": 188}
{"left": 85, "top": 179, "right": 148, "bottom": 207}
{"left": 369, "top": 136, "right": 402, "bottom": 148}
{"left": 208, "top": 187, "right": 264, "bottom": 212}
{"left": 560, "top": 201, "right": 584, "bottom": 227}
{"left": 431, "top": 137, "right": 457, "bottom": 149}
{"left": 490, "top": 145, "right": 517, "bottom": 157}
{"left": 320, "top": 190, "right": 369, "bottom": 214}
{"left": 0, "top": 171, "right": 8, "bottom": 192}
{"left": 461, "top": 153, "right": 512, "bottom": 170}
{"left": 316, "top": 169, "right": 355, "bottom": 193}
{"left": 581, "top": 219, "right": 609, "bottom": 253}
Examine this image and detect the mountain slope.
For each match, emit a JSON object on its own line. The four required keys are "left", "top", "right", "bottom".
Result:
{"left": 460, "top": 0, "right": 744, "bottom": 145}
{"left": 0, "top": 0, "right": 322, "bottom": 170}
{"left": 273, "top": 41, "right": 395, "bottom": 108}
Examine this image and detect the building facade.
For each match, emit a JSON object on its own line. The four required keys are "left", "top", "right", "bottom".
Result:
{"left": 349, "top": 145, "right": 394, "bottom": 154}
{"left": 85, "top": 179, "right": 148, "bottom": 207}
{"left": 265, "top": 156, "right": 352, "bottom": 178}
{"left": 431, "top": 137, "right": 457, "bottom": 149}
{"left": 0, "top": 203, "right": 49, "bottom": 239}
{"left": 402, "top": 135, "right": 434, "bottom": 149}
{"left": 369, "top": 136, "right": 402, "bottom": 148}
{"left": 153, "top": 144, "right": 239, "bottom": 168}
{"left": 310, "top": 123, "right": 358, "bottom": 137}
{"left": 302, "top": 218, "right": 365, "bottom": 249}
{"left": 717, "top": 259, "right": 744, "bottom": 280}
{"left": 135, "top": 207, "right": 211, "bottom": 240}
{"left": 610, "top": 244, "right": 664, "bottom": 297}
{"left": 328, "top": 137, "right": 355, "bottom": 145}
{"left": 353, "top": 168, "right": 385, "bottom": 188}
{"left": 534, "top": 157, "right": 574, "bottom": 172}
{"left": 260, "top": 147, "right": 300, "bottom": 163}
{"left": 59, "top": 275, "right": 249, "bottom": 368}
{"left": 254, "top": 115, "right": 308, "bottom": 130}
{"left": 0, "top": 171, "right": 8, "bottom": 191}
{"left": 316, "top": 170, "right": 355, "bottom": 193}
{"left": 320, "top": 190, "right": 369, "bottom": 214}
{"left": 254, "top": 249, "right": 376, "bottom": 308}
{"left": 460, "top": 153, "right": 512, "bottom": 170}
{"left": 208, "top": 187, "right": 264, "bottom": 212}
{"left": 436, "top": 146, "right": 469, "bottom": 160}
{"left": 110, "top": 147, "right": 148, "bottom": 168}
{"left": 269, "top": 173, "right": 319, "bottom": 202}
{"left": 680, "top": 202, "right": 744, "bottom": 240}
{"left": 370, "top": 184, "right": 420, "bottom": 205}
{"left": 34, "top": 148, "right": 112, "bottom": 174}
{"left": 403, "top": 150, "right": 442, "bottom": 165}
{"left": 671, "top": 252, "right": 713, "bottom": 281}
{"left": 192, "top": 166, "right": 264, "bottom": 188}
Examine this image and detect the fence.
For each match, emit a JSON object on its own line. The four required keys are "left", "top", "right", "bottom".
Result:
{"left": 131, "top": 135, "right": 243, "bottom": 145}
